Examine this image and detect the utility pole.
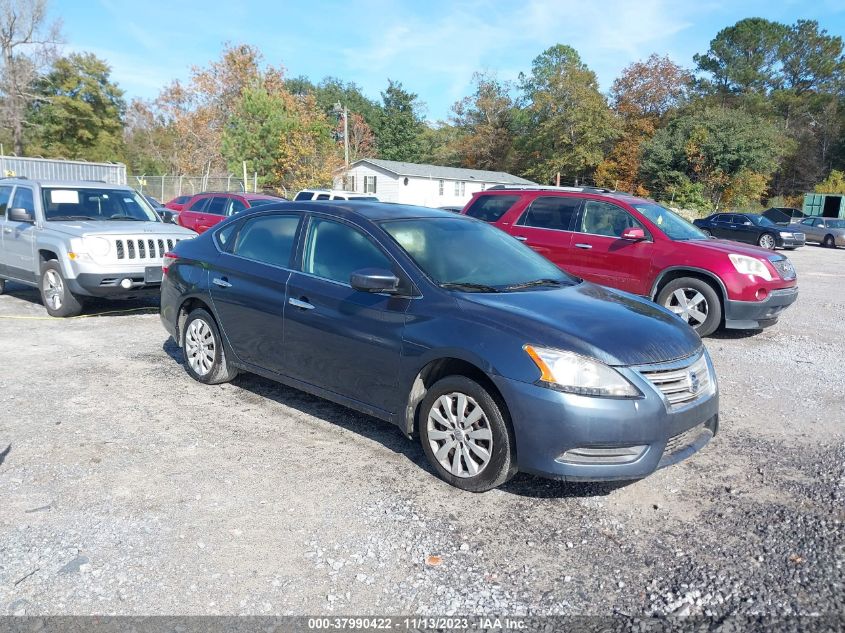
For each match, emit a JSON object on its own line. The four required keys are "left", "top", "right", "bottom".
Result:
{"left": 334, "top": 102, "right": 350, "bottom": 167}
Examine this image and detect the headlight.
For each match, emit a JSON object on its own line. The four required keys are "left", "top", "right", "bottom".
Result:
{"left": 780, "top": 232, "right": 793, "bottom": 238}
{"left": 83, "top": 236, "right": 111, "bottom": 257}
{"left": 524, "top": 345, "right": 641, "bottom": 398}
{"left": 728, "top": 254, "right": 772, "bottom": 281}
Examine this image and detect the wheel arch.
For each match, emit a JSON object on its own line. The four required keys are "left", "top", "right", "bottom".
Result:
{"left": 651, "top": 267, "right": 727, "bottom": 318}
{"left": 175, "top": 295, "right": 216, "bottom": 346}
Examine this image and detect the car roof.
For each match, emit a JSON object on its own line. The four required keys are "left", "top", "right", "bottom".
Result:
{"left": 250, "top": 200, "right": 462, "bottom": 222}
{"left": 475, "top": 186, "right": 654, "bottom": 206}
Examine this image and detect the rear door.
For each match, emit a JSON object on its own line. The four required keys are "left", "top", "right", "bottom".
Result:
{"left": 508, "top": 195, "right": 581, "bottom": 272}
{"left": 179, "top": 196, "right": 210, "bottom": 231}
{"left": 3, "top": 186, "right": 38, "bottom": 282}
{"left": 226, "top": 197, "right": 248, "bottom": 217}
{"left": 566, "top": 199, "right": 654, "bottom": 295}
{"left": 209, "top": 213, "right": 303, "bottom": 372}
{"left": 197, "top": 196, "right": 228, "bottom": 233}
{"left": 710, "top": 214, "right": 734, "bottom": 239}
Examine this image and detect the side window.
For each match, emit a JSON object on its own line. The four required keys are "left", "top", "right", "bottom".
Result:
{"left": 316, "top": 193, "right": 330, "bottom": 200}
{"left": 813, "top": 218, "right": 822, "bottom": 227}
{"left": 11, "top": 187, "right": 34, "bottom": 213}
{"left": 800, "top": 218, "right": 814, "bottom": 226}
{"left": 735, "top": 215, "right": 749, "bottom": 224}
{"left": 228, "top": 198, "right": 247, "bottom": 216}
{"left": 0, "top": 186, "right": 12, "bottom": 216}
{"left": 232, "top": 215, "right": 301, "bottom": 268}
{"left": 714, "top": 214, "right": 730, "bottom": 223}
{"left": 304, "top": 218, "right": 392, "bottom": 285}
{"left": 516, "top": 196, "right": 581, "bottom": 231}
{"left": 577, "top": 201, "right": 643, "bottom": 238}
{"left": 464, "top": 195, "right": 521, "bottom": 223}
{"left": 206, "top": 196, "right": 227, "bottom": 215}
{"left": 293, "top": 192, "right": 313, "bottom": 201}
{"left": 187, "top": 197, "right": 209, "bottom": 212}
{"left": 215, "top": 221, "right": 239, "bottom": 250}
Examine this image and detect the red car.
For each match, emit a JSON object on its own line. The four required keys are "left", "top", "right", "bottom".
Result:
{"left": 164, "top": 195, "right": 193, "bottom": 212}
{"left": 462, "top": 187, "right": 798, "bottom": 336}
{"left": 177, "top": 192, "right": 285, "bottom": 234}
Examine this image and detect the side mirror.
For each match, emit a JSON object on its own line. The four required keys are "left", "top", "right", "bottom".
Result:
{"left": 350, "top": 268, "right": 400, "bottom": 294}
{"left": 621, "top": 226, "right": 646, "bottom": 241}
{"left": 8, "top": 207, "right": 34, "bottom": 223}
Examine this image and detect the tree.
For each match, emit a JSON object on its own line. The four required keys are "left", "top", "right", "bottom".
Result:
{"left": 514, "top": 44, "right": 617, "bottom": 184}
{"left": 814, "top": 169, "right": 845, "bottom": 193}
{"left": 780, "top": 20, "right": 845, "bottom": 95}
{"left": 123, "top": 98, "right": 180, "bottom": 175}
{"left": 449, "top": 72, "right": 515, "bottom": 171}
{"left": 377, "top": 79, "right": 425, "bottom": 162}
{"left": 0, "top": 0, "right": 61, "bottom": 154}
{"left": 343, "top": 112, "right": 375, "bottom": 162}
{"left": 595, "top": 54, "right": 691, "bottom": 193}
{"left": 641, "top": 105, "right": 785, "bottom": 208}
{"left": 27, "top": 52, "right": 125, "bottom": 161}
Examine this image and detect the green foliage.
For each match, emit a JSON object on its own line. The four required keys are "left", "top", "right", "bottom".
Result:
{"left": 377, "top": 79, "right": 425, "bottom": 162}
{"left": 27, "top": 53, "right": 125, "bottom": 161}
{"left": 814, "top": 169, "right": 845, "bottom": 193}
{"left": 661, "top": 178, "right": 711, "bottom": 215}
{"left": 514, "top": 44, "right": 617, "bottom": 184}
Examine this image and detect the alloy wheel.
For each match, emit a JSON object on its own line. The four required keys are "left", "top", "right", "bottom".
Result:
{"left": 42, "top": 270, "right": 64, "bottom": 310}
{"left": 426, "top": 392, "right": 493, "bottom": 478}
{"left": 759, "top": 234, "right": 776, "bottom": 249}
{"left": 185, "top": 319, "right": 215, "bottom": 376}
{"left": 664, "top": 288, "right": 709, "bottom": 328}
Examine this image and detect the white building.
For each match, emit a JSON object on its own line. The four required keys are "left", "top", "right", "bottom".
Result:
{"left": 333, "top": 158, "right": 535, "bottom": 208}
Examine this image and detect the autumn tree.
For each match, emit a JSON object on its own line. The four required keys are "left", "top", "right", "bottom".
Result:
{"left": 343, "top": 111, "right": 375, "bottom": 162}
{"left": 0, "top": 0, "right": 61, "bottom": 154}
{"left": 514, "top": 44, "right": 617, "bottom": 184}
{"left": 449, "top": 72, "right": 515, "bottom": 171}
{"left": 26, "top": 52, "right": 125, "bottom": 161}
{"left": 595, "top": 54, "right": 691, "bottom": 194}
{"left": 123, "top": 98, "right": 180, "bottom": 175}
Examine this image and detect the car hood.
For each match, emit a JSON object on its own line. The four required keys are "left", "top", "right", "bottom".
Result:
{"left": 683, "top": 238, "right": 786, "bottom": 259}
{"left": 44, "top": 220, "right": 197, "bottom": 238}
{"left": 456, "top": 282, "right": 702, "bottom": 367}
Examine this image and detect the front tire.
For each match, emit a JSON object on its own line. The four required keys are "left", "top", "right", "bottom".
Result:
{"left": 823, "top": 234, "right": 836, "bottom": 248}
{"left": 657, "top": 277, "right": 722, "bottom": 337}
{"left": 182, "top": 308, "right": 238, "bottom": 384}
{"left": 419, "top": 375, "right": 517, "bottom": 492}
{"left": 39, "top": 261, "right": 83, "bottom": 317}
{"left": 758, "top": 233, "right": 776, "bottom": 249}
{"left": 700, "top": 228, "right": 712, "bottom": 237}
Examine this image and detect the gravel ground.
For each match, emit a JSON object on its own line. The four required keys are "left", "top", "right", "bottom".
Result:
{"left": 0, "top": 245, "right": 843, "bottom": 617}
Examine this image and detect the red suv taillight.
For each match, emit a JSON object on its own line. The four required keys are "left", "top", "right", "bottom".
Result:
{"left": 162, "top": 252, "right": 177, "bottom": 276}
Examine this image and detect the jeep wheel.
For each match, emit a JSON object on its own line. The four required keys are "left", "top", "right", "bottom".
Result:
{"left": 39, "top": 262, "right": 84, "bottom": 318}
{"left": 657, "top": 277, "right": 722, "bottom": 337}
{"left": 182, "top": 308, "right": 238, "bottom": 384}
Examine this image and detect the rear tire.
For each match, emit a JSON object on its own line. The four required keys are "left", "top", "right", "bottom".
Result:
{"left": 39, "top": 261, "right": 84, "bottom": 318}
{"left": 823, "top": 234, "right": 836, "bottom": 248}
{"left": 657, "top": 277, "right": 722, "bottom": 337}
{"left": 758, "top": 233, "right": 776, "bottom": 249}
{"left": 182, "top": 308, "right": 238, "bottom": 384}
{"left": 419, "top": 375, "right": 517, "bottom": 492}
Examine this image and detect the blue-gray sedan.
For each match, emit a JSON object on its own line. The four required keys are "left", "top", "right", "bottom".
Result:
{"left": 160, "top": 202, "right": 719, "bottom": 492}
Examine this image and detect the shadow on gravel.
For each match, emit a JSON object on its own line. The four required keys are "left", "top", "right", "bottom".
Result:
{"left": 0, "top": 443, "right": 10, "bottom": 467}
{"left": 708, "top": 328, "right": 762, "bottom": 340}
{"left": 500, "top": 473, "right": 635, "bottom": 498}
{"left": 1, "top": 280, "right": 158, "bottom": 317}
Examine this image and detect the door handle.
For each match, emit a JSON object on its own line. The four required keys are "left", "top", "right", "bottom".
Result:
{"left": 514, "top": 235, "right": 528, "bottom": 241}
{"left": 289, "top": 297, "right": 315, "bottom": 310}
{"left": 212, "top": 277, "right": 232, "bottom": 288}
{"left": 575, "top": 243, "right": 593, "bottom": 249}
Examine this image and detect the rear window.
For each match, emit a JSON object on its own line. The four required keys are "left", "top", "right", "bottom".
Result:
{"left": 187, "top": 197, "right": 209, "bottom": 212}
{"left": 464, "top": 195, "right": 520, "bottom": 222}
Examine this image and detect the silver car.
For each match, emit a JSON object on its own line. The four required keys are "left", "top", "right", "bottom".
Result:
{"left": 797, "top": 217, "right": 845, "bottom": 248}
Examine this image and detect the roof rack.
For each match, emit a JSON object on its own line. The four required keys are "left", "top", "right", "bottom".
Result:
{"left": 486, "top": 184, "right": 616, "bottom": 194}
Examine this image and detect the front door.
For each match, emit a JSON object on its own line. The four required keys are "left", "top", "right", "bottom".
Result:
{"left": 566, "top": 200, "right": 654, "bottom": 295}
{"left": 209, "top": 213, "right": 302, "bottom": 372}
{"left": 0, "top": 185, "right": 13, "bottom": 277}
{"left": 2, "top": 186, "right": 38, "bottom": 283}
{"left": 284, "top": 216, "right": 409, "bottom": 413}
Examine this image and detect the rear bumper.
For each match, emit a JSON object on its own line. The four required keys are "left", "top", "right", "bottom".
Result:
{"left": 492, "top": 355, "right": 719, "bottom": 482}
{"left": 67, "top": 271, "right": 162, "bottom": 298}
{"left": 724, "top": 286, "right": 799, "bottom": 329}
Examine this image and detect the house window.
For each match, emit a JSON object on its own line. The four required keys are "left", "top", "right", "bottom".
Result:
{"left": 454, "top": 181, "right": 460, "bottom": 196}
{"left": 364, "top": 175, "right": 377, "bottom": 194}
{"left": 343, "top": 175, "right": 356, "bottom": 192}
{"left": 460, "top": 182, "right": 466, "bottom": 195}
{"left": 438, "top": 179, "right": 444, "bottom": 196}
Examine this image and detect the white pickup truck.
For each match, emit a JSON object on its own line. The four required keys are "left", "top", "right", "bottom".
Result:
{"left": 0, "top": 178, "right": 196, "bottom": 317}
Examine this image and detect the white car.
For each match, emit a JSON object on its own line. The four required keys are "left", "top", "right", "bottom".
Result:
{"left": 293, "top": 189, "right": 378, "bottom": 202}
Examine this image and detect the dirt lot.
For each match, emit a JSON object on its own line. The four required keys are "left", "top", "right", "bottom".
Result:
{"left": 0, "top": 245, "right": 843, "bottom": 617}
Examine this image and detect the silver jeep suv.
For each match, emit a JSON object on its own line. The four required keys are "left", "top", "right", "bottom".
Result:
{"left": 0, "top": 178, "right": 196, "bottom": 317}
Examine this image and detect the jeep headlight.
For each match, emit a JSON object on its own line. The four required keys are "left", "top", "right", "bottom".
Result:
{"left": 524, "top": 345, "right": 641, "bottom": 398}
{"left": 728, "top": 254, "right": 772, "bottom": 281}
{"left": 83, "top": 236, "right": 111, "bottom": 257}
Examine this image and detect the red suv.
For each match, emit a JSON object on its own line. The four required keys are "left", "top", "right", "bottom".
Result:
{"left": 178, "top": 192, "right": 285, "bottom": 234}
{"left": 462, "top": 187, "right": 798, "bottom": 336}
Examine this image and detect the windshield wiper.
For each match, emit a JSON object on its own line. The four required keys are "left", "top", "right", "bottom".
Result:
{"left": 107, "top": 215, "right": 143, "bottom": 221}
{"left": 49, "top": 215, "right": 97, "bottom": 221}
{"left": 504, "top": 278, "right": 565, "bottom": 290}
{"left": 440, "top": 282, "right": 500, "bottom": 293}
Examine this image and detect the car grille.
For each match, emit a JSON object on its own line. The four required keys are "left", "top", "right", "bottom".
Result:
{"left": 639, "top": 353, "right": 711, "bottom": 409}
{"left": 113, "top": 238, "right": 182, "bottom": 261}
{"left": 665, "top": 423, "right": 705, "bottom": 455}
{"left": 770, "top": 258, "right": 796, "bottom": 280}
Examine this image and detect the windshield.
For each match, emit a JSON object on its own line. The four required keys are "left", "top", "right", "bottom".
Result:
{"left": 42, "top": 187, "right": 160, "bottom": 222}
{"left": 748, "top": 215, "right": 777, "bottom": 227}
{"left": 633, "top": 203, "right": 707, "bottom": 241}
{"left": 381, "top": 217, "right": 577, "bottom": 291}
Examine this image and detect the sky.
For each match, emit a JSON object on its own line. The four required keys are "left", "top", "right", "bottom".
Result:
{"left": 54, "top": 0, "right": 845, "bottom": 121}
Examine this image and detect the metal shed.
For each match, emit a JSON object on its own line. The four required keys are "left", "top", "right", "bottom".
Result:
{"left": 803, "top": 193, "right": 845, "bottom": 219}
{"left": 0, "top": 155, "right": 127, "bottom": 185}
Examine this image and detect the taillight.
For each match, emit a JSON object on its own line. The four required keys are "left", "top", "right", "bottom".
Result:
{"left": 162, "top": 251, "right": 177, "bottom": 276}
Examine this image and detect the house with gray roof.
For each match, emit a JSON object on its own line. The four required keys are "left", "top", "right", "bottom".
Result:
{"left": 333, "top": 158, "right": 535, "bottom": 208}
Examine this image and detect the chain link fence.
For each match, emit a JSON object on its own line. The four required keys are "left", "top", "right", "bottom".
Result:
{"left": 129, "top": 175, "right": 280, "bottom": 204}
